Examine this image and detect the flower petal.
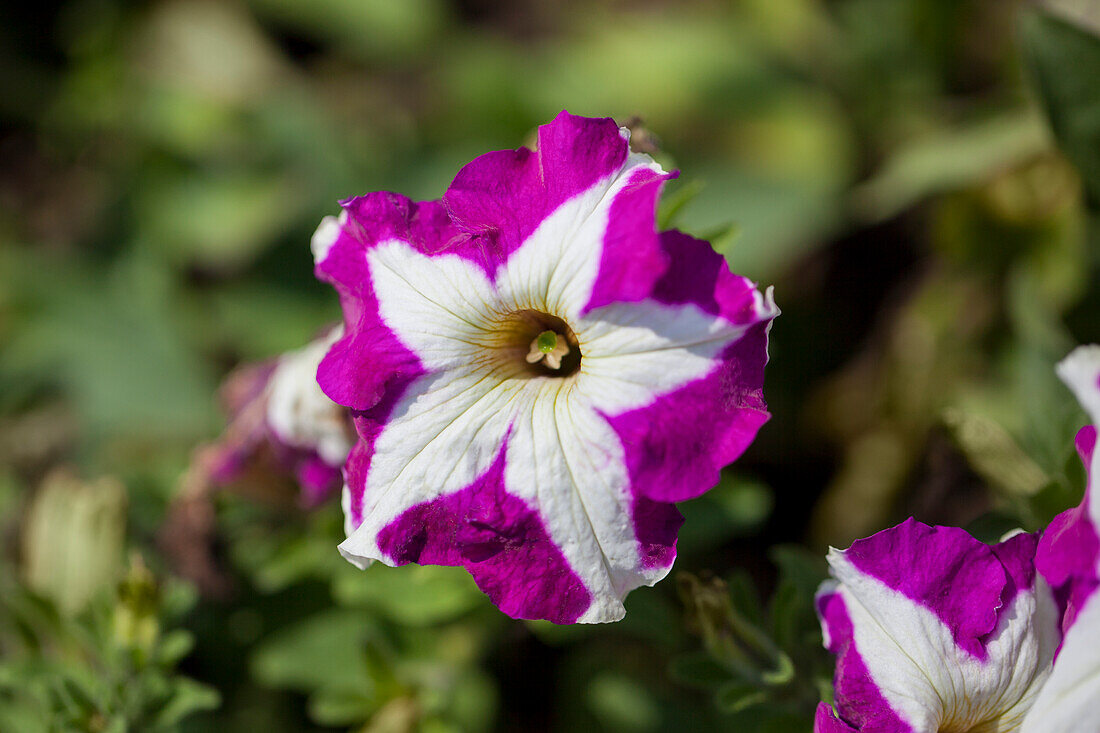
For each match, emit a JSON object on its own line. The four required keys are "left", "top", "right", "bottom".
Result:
{"left": 1020, "top": 589, "right": 1100, "bottom": 733}
{"left": 366, "top": 241, "right": 500, "bottom": 370}
{"left": 819, "top": 520, "right": 1060, "bottom": 732}
{"left": 815, "top": 701, "right": 860, "bottom": 733}
{"left": 493, "top": 145, "right": 671, "bottom": 320}
{"left": 266, "top": 326, "right": 352, "bottom": 468}
{"left": 1039, "top": 346, "right": 1100, "bottom": 599}
{"left": 372, "top": 444, "right": 594, "bottom": 623}
{"left": 583, "top": 161, "right": 676, "bottom": 312}
{"left": 592, "top": 233, "right": 777, "bottom": 502}
{"left": 816, "top": 582, "right": 913, "bottom": 732}
{"left": 341, "top": 375, "right": 681, "bottom": 623}
{"left": 1022, "top": 345, "right": 1100, "bottom": 731}
{"left": 339, "top": 368, "right": 526, "bottom": 561}
{"left": 1057, "top": 344, "right": 1100, "bottom": 426}
{"left": 501, "top": 388, "right": 680, "bottom": 622}
{"left": 312, "top": 194, "right": 460, "bottom": 410}
{"left": 443, "top": 111, "right": 670, "bottom": 296}
{"left": 841, "top": 519, "right": 1006, "bottom": 658}
{"left": 1036, "top": 426, "right": 1099, "bottom": 627}
{"left": 205, "top": 328, "right": 351, "bottom": 506}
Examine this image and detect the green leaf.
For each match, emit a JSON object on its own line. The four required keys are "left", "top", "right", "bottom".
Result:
{"left": 759, "top": 651, "right": 795, "bottom": 687}
{"left": 250, "top": 533, "right": 341, "bottom": 593}
{"left": 714, "top": 682, "right": 767, "bottom": 714}
{"left": 850, "top": 113, "right": 1049, "bottom": 222}
{"left": 681, "top": 166, "right": 841, "bottom": 281}
{"left": 1021, "top": 9, "right": 1100, "bottom": 208}
{"left": 677, "top": 573, "right": 787, "bottom": 685}
{"left": 768, "top": 583, "right": 804, "bottom": 651}
{"left": 249, "top": 0, "right": 447, "bottom": 61}
{"left": 768, "top": 546, "right": 826, "bottom": 656}
{"left": 0, "top": 702, "right": 47, "bottom": 733}
{"left": 678, "top": 477, "right": 774, "bottom": 556}
{"left": 332, "top": 564, "right": 485, "bottom": 626}
{"left": 102, "top": 717, "right": 128, "bottom": 733}
{"left": 1003, "top": 311, "right": 1083, "bottom": 479}
{"left": 524, "top": 17, "right": 766, "bottom": 127}
{"left": 942, "top": 408, "right": 1049, "bottom": 499}
{"left": 586, "top": 672, "right": 660, "bottom": 732}
{"left": 616, "top": 590, "right": 683, "bottom": 648}
{"left": 155, "top": 630, "right": 195, "bottom": 668}
{"left": 768, "top": 546, "right": 827, "bottom": 602}
{"left": 250, "top": 609, "right": 377, "bottom": 694}
{"left": 50, "top": 675, "right": 101, "bottom": 723}
{"left": 705, "top": 222, "right": 743, "bottom": 256}
{"left": 965, "top": 511, "right": 1028, "bottom": 545}
{"left": 136, "top": 172, "right": 306, "bottom": 269}
{"left": 0, "top": 253, "right": 219, "bottom": 442}
{"left": 668, "top": 652, "right": 734, "bottom": 690}
{"left": 1031, "top": 477, "right": 1087, "bottom": 529}
{"left": 158, "top": 581, "right": 198, "bottom": 621}
{"left": 725, "top": 570, "right": 766, "bottom": 629}
{"left": 307, "top": 689, "right": 378, "bottom": 727}
{"left": 523, "top": 619, "right": 601, "bottom": 645}
{"left": 151, "top": 677, "right": 220, "bottom": 728}
{"left": 657, "top": 179, "right": 705, "bottom": 230}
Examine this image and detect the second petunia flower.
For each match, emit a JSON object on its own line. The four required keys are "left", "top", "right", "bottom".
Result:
{"left": 312, "top": 112, "right": 778, "bottom": 623}
{"left": 813, "top": 345, "right": 1100, "bottom": 732}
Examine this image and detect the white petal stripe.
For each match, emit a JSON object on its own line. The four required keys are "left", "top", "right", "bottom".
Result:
{"left": 828, "top": 552, "right": 1059, "bottom": 732}
{"left": 368, "top": 241, "right": 500, "bottom": 371}
{"left": 496, "top": 153, "right": 665, "bottom": 322}
{"left": 340, "top": 369, "right": 530, "bottom": 562}
{"left": 575, "top": 299, "right": 751, "bottom": 415}
{"left": 1021, "top": 590, "right": 1100, "bottom": 733}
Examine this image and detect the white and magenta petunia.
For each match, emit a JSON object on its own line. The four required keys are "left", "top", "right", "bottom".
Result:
{"left": 1020, "top": 345, "right": 1100, "bottom": 732}
{"left": 312, "top": 111, "right": 778, "bottom": 623}
{"left": 814, "top": 519, "right": 1061, "bottom": 732}
{"left": 207, "top": 327, "right": 354, "bottom": 507}
{"left": 814, "top": 345, "right": 1100, "bottom": 733}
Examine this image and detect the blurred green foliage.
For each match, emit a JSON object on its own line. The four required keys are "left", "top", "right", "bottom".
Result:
{"left": 2, "top": 0, "right": 1100, "bottom": 730}
{"left": 0, "top": 474, "right": 218, "bottom": 732}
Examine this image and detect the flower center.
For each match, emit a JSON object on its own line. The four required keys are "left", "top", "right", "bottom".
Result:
{"left": 527, "top": 330, "right": 570, "bottom": 370}
{"left": 495, "top": 310, "right": 581, "bottom": 378}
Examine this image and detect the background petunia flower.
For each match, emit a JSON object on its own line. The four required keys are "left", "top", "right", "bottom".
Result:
{"left": 312, "top": 111, "right": 778, "bottom": 623}
{"left": 1020, "top": 345, "right": 1100, "bottom": 733}
{"left": 206, "top": 326, "right": 354, "bottom": 507}
{"left": 814, "top": 519, "right": 1060, "bottom": 733}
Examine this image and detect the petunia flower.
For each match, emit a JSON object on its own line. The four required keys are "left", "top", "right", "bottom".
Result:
{"left": 1020, "top": 345, "right": 1100, "bottom": 733}
{"left": 814, "top": 519, "right": 1061, "bottom": 732}
{"left": 312, "top": 111, "right": 778, "bottom": 623}
{"left": 814, "top": 346, "right": 1100, "bottom": 733}
{"left": 206, "top": 327, "right": 355, "bottom": 507}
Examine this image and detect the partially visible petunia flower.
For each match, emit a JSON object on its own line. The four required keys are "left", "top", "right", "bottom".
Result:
{"left": 206, "top": 326, "right": 355, "bottom": 507}
{"left": 1020, "top": 345, "right": 1100, "bottom": 733}
{"left": 814, "top": 519, "right": 1061, "bottom": 732}
{"left": 312, "top": 111, "right": 778, "bottom": 623}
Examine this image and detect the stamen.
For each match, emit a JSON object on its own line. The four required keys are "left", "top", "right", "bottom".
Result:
{"left": 527, "top": 330, "right": 571, "bottom": 370}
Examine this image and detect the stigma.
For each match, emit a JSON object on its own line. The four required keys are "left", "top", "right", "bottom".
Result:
{"left": 526, "top": 330, "right": 571, "bottom": 370}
